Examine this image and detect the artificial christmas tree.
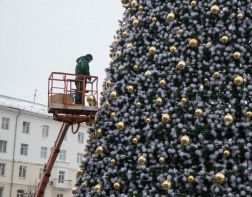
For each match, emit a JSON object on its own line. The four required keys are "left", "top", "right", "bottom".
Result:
{"left": 74, "top": 0, "right": 252, "bottom": 196}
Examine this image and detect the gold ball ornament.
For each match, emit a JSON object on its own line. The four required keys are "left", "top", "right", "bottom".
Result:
{"left": 159, "top": 157, "right": 165, "bottom": 164}
{"left": 110, "top": 91, "right": 117, "bottom": 100}
{"left": 145, "top": 117, "right": 151, "bottom": 124}
{"left": 72, "top": 187, "right": 78, "bottom": 194}
{"left": 152, "top": 16, "right": 157, "bottom": 23}
{"left": 176, "top": 60, "right": 187, "bottom": 70}
{"left": 246, "top": 111, "right": 252, "bottom": 118}
{"left": 122, "top": 31, "right": 128, "bottom": 38}
{"left": 95, "top": 129, "right": 102, "bottom": 137}
{"left": 214, "top": 172, "right": 225, "bottom": 184}
{"left": 94, "top": 183, "right": 102, "bottom": 192}
{"left": 131, "top": 0, "right": 138, "bottom": 8}
{"left": 237, "top": 12, "right": 244, "bottom": 20}
{"left": 103, "top": 100, "right": 109, "bottom": 108}
{"left": 149, "top": 46, "right": 157, "bottom": 55}
{"left": 116, "top": 121, "right": 125, "bottom": 131}
{"left": 132, "top": 137, "right": 138, "bottom": 144}
{"left": 133, "top": 19, "right": 140, "bottom": 27}
{"left": 233, "top": 51, "right": 241, "bottom": 60}
{"left": 181, "top": 97, "right": 188, "bottom": 104}
{"left": 131, "top": 16, "right": 137, "bottom": 21}
{"left": 178, "top": 29, "right": 184, "bottom": 35}
{"left": 189, "top": 38, "right": 199, "bottom": 48}
{"left": 210, "top": 5, "right": 220, "bottom": 15}
{"left": 180, "top": 135, "right": 190, "bottom": 145}
{"left": 159, "top": 79, "right": 166, "bottom": 87}
{"left": 111, "top": 158, "right": 116, "bottom": 165}
{"left": 133, "top": 64, "right": 139, "bottom": 71}
{"left": 112, "top": 39, "right": 119, "bottom": 46}
{"left": 126, "top": 43, "right": 133, "bottom": 49}
{"left": 162, "top": 114, "right": 171, "bottom": 123}
{"left": 224, "top": 114, "right": 234, "bottom": 123}
{"left": 144, "top": 70, "right": 152, "bottom": 77}
{"left": 138, "top": 156, "right": 146, "bottom": 165}
{"left": 195, "top": 108, "right": 204, "bottom": 117}
{"left": 220, "top": 35, "right": 229, "bottom": 44}
{"left": 113, "top": 182, "right": 121, "bottom": 190}
{"left": 223, "top": 150, "right": 230, "bottom": 157}
{"left": 206, "top": 42, "right": 212, "bottom": 48}
{"left": 76, "top": 168, "right": 83, "bottom": 177}
{"left": 116, "top": 51, "right": 122, "bottom": 58}
{"left": 191, "top": 0, "right": 197, "bottom": 6}
{"left": 234, "top": 75, "right": 244, "bottom": 86}
{"left": 213, "top": 71, "right": 220, "bottom": 79}
{"left": 204, "top": 78, "right": 209, "bottom": 85}
{"left": 81, "top": 181, "right": 88, "bottom": 189}
{"left": 110, "top": 112, "right": 116, "bottom": 118}
{"left": 188, "top": 175, "right": 195, "bottom": 183}
{"left": 155, "top": 97, "right": 163, "bottom": 106}
{"left": 95, "top": 146, "right": 104, "bottom": 155}
{"left": 87, "top": 95, "right": 97, "bottom": 106}
{"left": 170, "top": 45, "right": 177, "bottom": 53}
{"left": 167, "top": 12, "right": 175, "bottom": 22}
{"left": 136, "top": 102, "right": 141, "bottom": 108}
{"left": 127, "top": 85, "right": 134, "bottom": 93}
{"left": 139, "top": 5, "right": 144, "bottom": 11}
{"left": 162, "top": 180, "right": 172, "bottom": 190}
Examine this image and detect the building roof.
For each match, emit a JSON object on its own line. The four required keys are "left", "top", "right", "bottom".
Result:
{"left": 0, "top": 95, "right": 51, "bottom": 117}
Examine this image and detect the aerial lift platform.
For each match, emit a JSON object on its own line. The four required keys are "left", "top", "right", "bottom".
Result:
{"left": 35, "top": 72, "right": 98, "bottom": 197}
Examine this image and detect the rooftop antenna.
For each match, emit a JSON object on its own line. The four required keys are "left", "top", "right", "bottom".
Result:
{"left": 33, "top": 89, "right": 37, "bottom": 103}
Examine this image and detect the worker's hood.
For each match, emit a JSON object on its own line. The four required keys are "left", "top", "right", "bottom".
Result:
{"left": 76, "top": 56, "right": 88, "bottom": 62}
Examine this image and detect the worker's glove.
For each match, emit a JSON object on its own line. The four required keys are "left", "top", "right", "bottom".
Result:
{"left": 87, "top": 77, "right": 91, "bottom": 82}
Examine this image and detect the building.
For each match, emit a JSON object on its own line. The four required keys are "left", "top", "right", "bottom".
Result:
{"left": 0, "top": 95, "right": 88, "bottom": 197}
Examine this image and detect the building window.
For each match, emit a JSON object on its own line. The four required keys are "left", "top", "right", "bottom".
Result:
{"left": 58, "top": 171, "right": 65, "bottom": 183}
{"left": 1, "top": 117, "right": 9, "bottom": 130}
{"left": 18, "top": 166, "right": 27, "bottom": 178}
{"left": 0, "top": 187, "right": 3, "bottom": 197}
{"left": 42, "top": 125, "right": 49, "bottom": 137}
{"left": 40, "top": 147, "right": 47, "bottom": 159}
{"left": 17, "top": 190, "right": 24, "bottom": 197}
{"left": 20, "top": 144, "right": 28, "bottom": 156}
{"left": 57, "top": 194, "right": 63, "bottom": 197}
{"left": 0, "top": 140, "right": 7, "bottom": 153}
{"left": 22, "top": 121, "right": 30, "bottom": 134}
{"left": 78, "top": 132, "right": 84, "bottom": 144}
{"left": 77, "top": 153, "right": 82, "bottom": 164}
{"left": 39, "top": 168, "right": 43, "bottom": 179}
{"left": 58, "top": 150, "right": 66, "bottom": 161}
{"left": 0, "top": 163, "right": 5, "bottom": 176}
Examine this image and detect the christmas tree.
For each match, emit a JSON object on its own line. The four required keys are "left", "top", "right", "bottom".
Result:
{"left": 74, "top": 0, "right": 252, "bottom": 196}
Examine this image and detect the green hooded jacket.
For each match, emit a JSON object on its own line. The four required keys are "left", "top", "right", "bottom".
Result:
{"left": 75, "top": 56, "right": 90, "bottom": 76}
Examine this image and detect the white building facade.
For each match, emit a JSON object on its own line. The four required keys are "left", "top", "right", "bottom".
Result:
{"left": 0, "top": 95, "right": 88, "bottom": 197}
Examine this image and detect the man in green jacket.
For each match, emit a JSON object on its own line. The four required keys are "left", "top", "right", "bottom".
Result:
{"left": 75, "top": 54, "right": 93, "bottom": 104}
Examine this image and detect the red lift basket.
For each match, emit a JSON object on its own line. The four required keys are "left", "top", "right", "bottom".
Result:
{"left": 48, "top": 72, "right": 98, "bottom": 119}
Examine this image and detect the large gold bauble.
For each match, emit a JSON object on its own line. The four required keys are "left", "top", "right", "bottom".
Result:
{"left": 127, "top": 43, "right": 133, "bottom": 49}
{"left": 81, "top": 181, "right": 88, "bottom": 189}
{"left": 106, "top": 80, "right": 112, "bottom": 88}
{"left": 189, "top": 38, "right": 199, "bottom": 48}
{"left": 110, "top": 112, "right": 116, "bottom": 118}
{"left": 246, "top": 111, "right": 252, "bottom": 118}
{"left": 116, "top": 51, "right": 122, "bottom": 58}
{"left": 162, "top": 180, "right": 172, "bottom": 190}
{"left": 132, "top": 137, "right": 138, "bottom": 144}
{"left": 131, "top": 16, "right": 137, "bottom": 21}
{"left": 145, "top": 117, "right": 151, "bottom": 124}
{"left": 112, "top": 39, "right": 119, "bottom": 46}
{"left": 111, "top": 158, "right": 116, "bottom": 165}
{"left": 155, "top": 97, "right": 163, "bottom": 106}
{"left": 116, "top": 121, "right": 125, "bottom": 130}
{"left": 220, "top": 35, "right": 229, "bottom": 44}
{"left": 233, "top": 51, "right": 241, "bottom": 60}
{"left": 104, "top": 100, "right": 109, "bottom": 108}
{"left": 181, "top": 97, "right": 188, "bottom": 104}
{"left": 96, "top": 146, "right": 104, "bottom": 155}
{"left": 178, "top": 29, "right": 184, "bottom": 35}
{"left": 127, "top": 85, "right": 134, "bottom": 93}
{"left": 223, "top": 150, "right": 230, "bottom": 157}
{"left": 131, "top": 0, "right": 138, "bottom": 8}
{"left": 133, "top": 64, "right": 139, "bottom": 71}
{"left": 139, "top": 5, "right": 144, "bottom": 11}
{"left": 167, "top": 12, "right": 175, "bottom": 22}
{"left": 210, "top": 5, "right": 220, "bottom": 14}
{"left": 144, "top": 70, "right": 152, "bottom": 77}
{"left": 149, "top": 46, "right": 157, "bottom": 55}
{"left": 188, "top": 175, "right": 195, "bottom": 183}
{"left": 159, "top": 157, "right": 165, "bottom": 164}
{"left": 113, "top": 182, "right": 121, "bottom": 190}
{"left": 72, "top": 187, "right": 78, "bottom": 194}
{"left": 133, "top": 20, "right": 140, "bottom": 27}
{"left": 76, "top": 168, "right": 83, "bottom": 177}
{"left": 87, "top": 95, "right": 97, "bottom": 107}
{"left": 136, "top": 102, "right": 141, "bottom": 108}
{"left": 162, "top": 114, "right": 171, "bottom": 123}
{"left": 176, "top": 60, "right": 187, "bottom": 70}
{"left": 214, "top": 172, "right": 225, "bottom": 184}
{"left": 169, "top": 45, "right": 177, "bottom": 53}
{"left": 152, "top": 17, "right": 157, "bottom": 23}
{"left": 122, "top": 31, "right": 128, "bottom": 38}
{"left": 138, "top": 156, "right": 146, "bottom": 165}
{"left": 234, "top": 75, "right": 244, "bottom": 86}
{"left": 224, "top": 114, "right": 234, "bottom": 123}
{"left": 94, "top": 183, "right": 102, "bottom": 192}
{"left": 191, "top": 0, "right": 197, "bottom": 6}
{"left": 110, "top": 91, "right": 117, "bottom": 100}
{"left": 206, "top": 42, "right": 212, "bottom": 48}
{"left": 195, "top": 108, "right": 204, "bottom": 117}
{"left": 180, "top": 135, "right": 190, "bottom": 145}
{"left": 95, "top": 129, "right": 102, "bottom": 137}
{"left": 237, "top": 12, "right": 244, "bottom": 20}
{"left": 213, "top": 71, "right": 220, "bottom": 79}
{"left": 159, "top": 79, "right": 166, "bottom": 86}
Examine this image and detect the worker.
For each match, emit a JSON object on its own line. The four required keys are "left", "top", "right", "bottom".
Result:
{"left": 75, "top": 54, "right": 93, "bottom": 104}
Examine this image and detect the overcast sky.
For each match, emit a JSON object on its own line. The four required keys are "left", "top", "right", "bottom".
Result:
{"left": 0, "top": 0, "right": 123, "bottom": 104}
